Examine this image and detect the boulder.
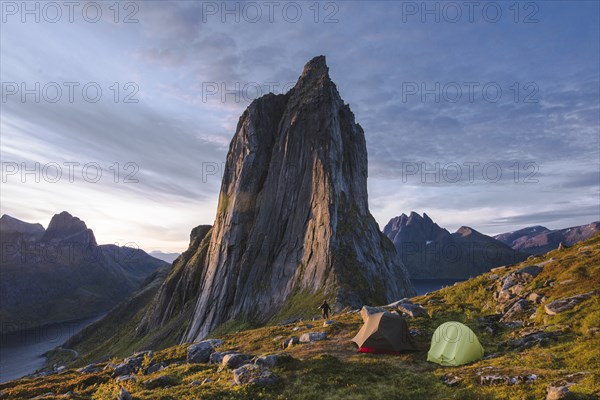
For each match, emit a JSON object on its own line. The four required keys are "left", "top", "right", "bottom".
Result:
{"left": 323, "top": 320, "right": 335, "bottom": 327}
{"left": 384, "top": 298, "right": 411, "bottom": 308}
{"left": 299, "top": 332, "right": 327, "bottom": 343}
{"left": 222, "top": 353, "right": 252, "bottom": 370}
{"left": 478, "top": 373, "right": 538, "bottom": 386}
{"left": 187, "top": 339, "right": 224, "bottom": 363}
{"left": 146, "top": 361, "right": 167, "bottom": 374}
{"left": 78, "top": 363, "right": 102, "bottom": 374}
{"left": 546, "top": 385, "right": 575, "bottom": 400}
{"left": 442, "top": 373, "right": 462, "bottom": 387}
{"left": 232, "top": 364, "right": 278, "bottom": 387}
{"left": 360, "top": 306, "right": 388, "bottom": 322}
{"left": 142, "top": 374, "right": 176, "bottom": 389}
{"left": 31, "top": 394, "right": 55, "bottom": 399}
{"left": 500, "top": 330, "right": 563, "bottom": 350}
{"left": 500, "top": 299, "right": 531, "bottom": 322}
{"left": 397, "top": 303, "right": 428, "bottom": 318}
{"left": 117, "top": 389, "right": 132, "bottom": 400}
{"left": 112, "top": 351, "right": 151, "bottom": 377}
{"left": 515, "top": 265, "right": 543, "bottom": 278}
{"left": 283, "top": 336, "right": 299, "bottom": 349}
{"left": 255, "top": 353, "right": 292, "bottom": 368}
{"left": 528, "top": 292, "right": 544, "bottom": 304}
{"left": 115, "top": 375, "right": 136, "bottom": 383}
{"left": 545, "top": 291, "right": 595, "bottom": 315}
{"left": 209, "top": 350, "right": 238, "bottom": 365}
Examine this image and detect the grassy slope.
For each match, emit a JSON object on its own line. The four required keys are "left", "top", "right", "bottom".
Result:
{"left": 2, "top": 235, "right": 599, "bottom": 400}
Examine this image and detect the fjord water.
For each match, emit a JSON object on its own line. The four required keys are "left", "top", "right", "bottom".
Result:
{"left": 0, "top": 314, "right": 104, "bottom": 383}
{"left": 0, "top": 279, "right": 461, "bottom": 383}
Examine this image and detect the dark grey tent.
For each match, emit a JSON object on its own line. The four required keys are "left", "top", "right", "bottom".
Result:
{"left": 351, "top": 311, "right": 417, "bottom": 354}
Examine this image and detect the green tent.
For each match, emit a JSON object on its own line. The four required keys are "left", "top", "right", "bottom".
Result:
{"left": 427, "top": 321, "right": 484, "bottom": 366}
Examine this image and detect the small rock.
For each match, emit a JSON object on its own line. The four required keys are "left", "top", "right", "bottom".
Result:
{"left": 546, "top": 385, "right": 574, "bottom": 400}
{"left": 143, "top": 374, "right": 176, "bottom": 389}
{"left": 322, "top": 320, "right": 335, "bottom": 327}
{"left": 117, "top": 388, "right": 132, "bottom": 400}
{"left": 112, "top": 363, "right": 134, "bottom": 378}
{"left": 30, "top": 394, "right": 55, "bottom": 399}
{"left": 190, "top": 380, "right": 201, "bottom": 386}
{"left": 500, "top": 299, "right": 531, "bottom": 322}
{"left": 222, "top": 353, "right": 252, "bottom": 369}
{"left": 210, "top": 350, "right": 238, "bottom": 364}
{"left": 360, "top": 305, "right": 389, "bottom": 321}
{"left": 283, "top": 336, "right": 299, "bottom": 349}
{"left": 528, "top": 292, "right": 544, "bottom": 304}
{"left": 515, "top": 265, "right": 543, "bottom": 278}
{"left": 187, "top": 339, "right": 224, "bottom": 363}
{"left": 146, "top": 361, "right": 167, "bottom": 374}
{"left": 78, "top": 363, "right": 102, "bottom": 374}
{"left": 479, "top": 375, "right": 512, "bottom": 385}
{"left": 384, "top": 298, "right": 411, "bottom": 308}
{"left": 397, "top": 303, "right": 428, "bottom": 318}
{"left": 55, "top": 366, "right": 67, "bottom": 373}
{"left": 442, "top": 373, "right": 462, "bottom": 386}
{"left": 255, "top": 353, "right": 292, "bottom": 368}
{"left": 115, "top": 375, "right": 136, "bottom": 383}
{"left": 201, "top": 377, "right": 212, "bottom": 385}
{"left": 545, "top": 291, "right": 596, "bottom": 315}
{"left": 232, "top": 364, "right": 278, "bottom": 387}
{"left": 500, "top": 330, "right": 562, "bottom": 350}
{"left": 299, "top": 332, "right": 327, "bottom": 343}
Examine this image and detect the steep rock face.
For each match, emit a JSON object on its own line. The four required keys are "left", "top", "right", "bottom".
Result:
{"left": 384, "top": 212, "right": 526, "bottom": 279}
{"left": 184, "top": 56, "right": 414, "bottom": 342}
{"left": 495, "top": 222, "right": 600, "bottom": 255}
{"left": 137, "top": 225, "right": 212, "bottom": 340}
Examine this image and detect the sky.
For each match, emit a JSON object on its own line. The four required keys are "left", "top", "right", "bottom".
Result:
{"left": 1, "top": 1, "right": 599, "bottom": 252}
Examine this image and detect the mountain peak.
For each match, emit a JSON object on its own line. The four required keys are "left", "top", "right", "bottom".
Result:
{"left": 455, "top": 226, "right": 481, "bottom": 237}
{"left": 0, "top": 214, "right": 45, "bottom": 235}
{"left": 292, "top": 55, "right": 334, "bottom": 96}
{"left": 42, "top": 211, "right": 96, "bottom": 245}
{"left": 181, "top": 56, "right": 414, "bottom": 342}
{"left": 301, "top": 55, "right": 328, "bottom": 78}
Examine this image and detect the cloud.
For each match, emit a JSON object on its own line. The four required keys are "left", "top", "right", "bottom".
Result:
{"left": 2, "top": 1, "right": 598, "bottom": 250}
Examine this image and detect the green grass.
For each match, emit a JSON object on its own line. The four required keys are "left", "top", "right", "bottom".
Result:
{"left": 2, "top": 235, "right": 599, "bottom": 399}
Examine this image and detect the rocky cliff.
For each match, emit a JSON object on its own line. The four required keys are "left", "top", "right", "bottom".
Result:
{"left": 163, "top": 56, "right": 415, "bottom": 342}
{"left": 384, "top": 212, "right": 526, "bottom": 279}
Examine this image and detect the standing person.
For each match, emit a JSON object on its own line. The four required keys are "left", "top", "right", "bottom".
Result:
{"left": 318, "top": 300, "right": 332, "bottom": 320}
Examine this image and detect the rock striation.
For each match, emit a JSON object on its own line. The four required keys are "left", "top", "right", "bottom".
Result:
{"left": 181, "top": 56, "right": 415, "bottom": 342}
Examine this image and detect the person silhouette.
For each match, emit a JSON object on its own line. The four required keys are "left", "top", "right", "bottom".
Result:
{"left": 318, "top": 300, "right": 332, "bottom": 320}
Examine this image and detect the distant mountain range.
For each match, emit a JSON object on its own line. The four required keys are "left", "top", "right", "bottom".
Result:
{"left": 383, "top": 212, "right": 527, "bottom": 279}
{"left": 0, "top": 212, "right": 168, "bottom": 333}
{"left": 383, "top": 213, "right": 600, "bottom": 279}
{"left": 149, "top": 251, "right": 181, "bottom": 264}
{"left": 494, "top": 221, "right": 600, "bottom": 255}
